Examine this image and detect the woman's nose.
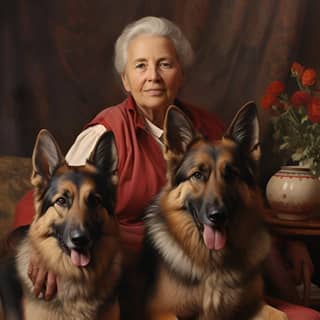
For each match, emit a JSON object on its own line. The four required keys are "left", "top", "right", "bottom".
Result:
{"left": 147, "top": 65, "right": 160, "bottom": 81}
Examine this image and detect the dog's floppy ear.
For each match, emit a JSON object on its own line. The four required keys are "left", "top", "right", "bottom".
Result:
{"left": 31, "top": 129, "right": 65, "bottom": 189}
{"left": 88, "top": 131, "right": 118, "bottom": 178}
{"left": 163, "top": 105, "right": 198, "bottom": 165}
{"left": 224, "top": 101, "right": 261, "bottom": 162}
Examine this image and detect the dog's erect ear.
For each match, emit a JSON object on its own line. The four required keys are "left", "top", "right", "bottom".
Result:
{"left": 31, "top": 129, "right": 65, "bottom": 188}
{"left": 88, "top": 131, "right": 118, "bottom": 177}
{"left": 224, "top": 101, "right": 261, "bottom": 161}
{"left": 163, "top": 105, "right": 198, "bottom": 163}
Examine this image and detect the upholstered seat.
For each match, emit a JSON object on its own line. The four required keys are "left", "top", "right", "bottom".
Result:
{"left": 0, "top": 156, "right": 32, "bottom": 256}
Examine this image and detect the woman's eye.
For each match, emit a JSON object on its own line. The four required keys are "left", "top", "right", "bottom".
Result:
{"left": 191, "top": 171, "right": 205, "bottom": 181}
{"left": 159, "top": 61, "right": 171, "bottom": 68}
{"left": 55, "top": 197, "right": 68, "bottom": 208}
{"left": 135, "top": 62, "right": 146, "bottom": 69}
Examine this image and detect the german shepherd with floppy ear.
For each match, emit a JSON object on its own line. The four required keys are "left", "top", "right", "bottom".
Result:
{"left": 0, "top": 129, "right": 121, "bottom": 320}
{"left": 126, "top": 103, "right": 287, "bottom": 320}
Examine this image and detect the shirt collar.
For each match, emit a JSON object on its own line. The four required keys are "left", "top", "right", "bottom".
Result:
{"left": 145, "top": 118, "right": 163, "bottom": 140}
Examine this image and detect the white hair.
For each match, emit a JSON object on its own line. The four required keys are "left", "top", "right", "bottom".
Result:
{"left": 114, "top": 16, "right": 194, "bottom": 74}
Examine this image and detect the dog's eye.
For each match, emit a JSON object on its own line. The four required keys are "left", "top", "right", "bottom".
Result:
{"left": 191, "top": 171, "right": 205, "bottom": 181}
{"left": 223, "top": 163, "right": 239, "bottom": 181}
{"left": 87, "top": 193, "right": 102, "bottom": 208}
{"left": 55, "top": 197, "right": 68, "bottom": 208}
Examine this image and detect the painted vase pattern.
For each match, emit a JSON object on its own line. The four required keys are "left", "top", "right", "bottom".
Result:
{"left": 266, "top": 166, "right": 320, "bottom": 220}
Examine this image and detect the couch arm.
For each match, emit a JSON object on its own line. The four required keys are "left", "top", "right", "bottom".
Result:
{"left": 0, "top": 156, "right": 32, "bottom": 255}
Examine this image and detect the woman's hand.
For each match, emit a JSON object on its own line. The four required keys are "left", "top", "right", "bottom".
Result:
{"left": 27, "top": 251, "right": 57, "bottom": 300}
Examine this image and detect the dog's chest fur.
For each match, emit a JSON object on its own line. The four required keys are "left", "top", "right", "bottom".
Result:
{"left": 152, "top": 265, "right": 246, "bottom": 317}
{"left": 15, "top": 239, "right": 114, "bottom": 320}
{"left": 147, "top": 215, "right": 267, "bottom": 319}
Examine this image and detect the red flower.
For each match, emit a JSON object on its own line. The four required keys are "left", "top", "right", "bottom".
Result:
{"left": 260, "top": 93, "right": 277, "bottom": 110}
{"left": 301, "top": 68, "right": 317, "bottom": 87}
{"left": 291, "top": 62, "right": 304, "bottom": 78}
{"left": 266, "top": 81, "right": 285, "bottom": 96}
{"left": 290, "top": 91, "right": 312, "bottom": 107}
{"left": 308, "top": 96, "right": 320, "bottom": 123}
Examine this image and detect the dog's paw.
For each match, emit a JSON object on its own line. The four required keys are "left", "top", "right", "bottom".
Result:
{"left": 253, "top": 304, "right": 288, "bottom": 320}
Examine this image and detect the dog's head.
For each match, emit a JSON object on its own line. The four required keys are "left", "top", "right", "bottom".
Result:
{"left": 163, "top": 102, "right": 262, "bottom": 252}
{"left": 29, "top": 129, "right": 119, "bottom": 275}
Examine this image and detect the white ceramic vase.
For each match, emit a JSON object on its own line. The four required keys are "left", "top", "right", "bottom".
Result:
{"left": 266, "top": 166, "right": 320, "bottom": 220}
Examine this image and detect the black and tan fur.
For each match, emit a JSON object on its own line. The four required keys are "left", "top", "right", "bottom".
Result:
{"left": 0, "top": 129, "right": 121, "bottom": 320}
{"left": 124, "top": 103, "right": 287, "bottom": 320}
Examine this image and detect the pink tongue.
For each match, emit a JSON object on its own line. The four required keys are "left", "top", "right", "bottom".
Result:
{"left": 203, "top": 224, "right": 226, "bottom": 250}
{"left": 70, "top": 249, "right": 91, "bottom": 267}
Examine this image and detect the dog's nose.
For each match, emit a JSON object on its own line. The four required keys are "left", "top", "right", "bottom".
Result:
{"left": 207, "top": 210, "right": 226, "bottom": 225}
{"left": 70, "top": 228, "right": 90, "bottom": 248}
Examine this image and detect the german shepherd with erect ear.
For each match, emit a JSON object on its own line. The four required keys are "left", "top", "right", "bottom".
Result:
{"left": 0, "top": 129, "right": 121, "bottom": 320}
{"left": 124, "top": 103, "right": 287, "bottom": 320}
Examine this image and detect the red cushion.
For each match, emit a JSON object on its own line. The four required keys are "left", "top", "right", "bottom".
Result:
{"left": 266, "top": 296, "right": 320, "bottom": 320}
{"left": 13, "top": 190, "right": 34, "bottom": 229}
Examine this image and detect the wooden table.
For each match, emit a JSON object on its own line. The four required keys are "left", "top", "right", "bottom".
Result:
{"left": 263, "top": 209, "right": 320, "bottom": 236}
{"left": 263, "top": 208, "right": 320, "bottom": 307}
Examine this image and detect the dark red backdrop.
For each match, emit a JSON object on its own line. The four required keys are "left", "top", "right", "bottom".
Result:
{"left": 1, "top": 0, "right": 319, "bottom": 181}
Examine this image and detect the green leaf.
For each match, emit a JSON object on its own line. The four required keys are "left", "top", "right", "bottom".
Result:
{"left": 301, "top": 115, "right": 309, "bottom": 124}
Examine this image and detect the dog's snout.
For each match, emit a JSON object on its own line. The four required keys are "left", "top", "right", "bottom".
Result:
{"left": 70, "top": 228, "right": 90, "bottom": 248}
{"left": 207, "top": 210, "right": 226, "bottom": 225}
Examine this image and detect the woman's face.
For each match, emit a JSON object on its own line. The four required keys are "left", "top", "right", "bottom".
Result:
{"left": 121, "top": 34, "right": 183, "bottom": 119}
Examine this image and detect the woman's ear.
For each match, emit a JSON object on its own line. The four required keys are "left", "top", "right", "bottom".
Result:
{"left": 121, "top": 73, "right": 130, "bottom": 92}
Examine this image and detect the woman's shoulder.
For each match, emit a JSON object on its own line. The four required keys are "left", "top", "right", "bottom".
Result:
{"left": 91, "top": 98, "right": 129, "bottom": 119}
{"left": 66, "top": 97, "right": 136, "bottom": 165}
{"left": 87, "top": 96, "right": 136, "bottom": 128}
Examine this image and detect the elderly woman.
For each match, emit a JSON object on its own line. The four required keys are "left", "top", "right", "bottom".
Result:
{"left": 64, "top": 17, "right": 225, "bottom": 256}
{"left": 13, "top": 16, "right": 320, "bottom": 320}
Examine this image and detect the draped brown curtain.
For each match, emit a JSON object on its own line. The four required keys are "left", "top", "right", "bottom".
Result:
{"left": 1, "top": 0, "right": 319, "bottom": 179}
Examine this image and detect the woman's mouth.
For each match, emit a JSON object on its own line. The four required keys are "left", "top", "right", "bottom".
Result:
{"left": 145, "top": 89, "right": 164, "bottom": 96}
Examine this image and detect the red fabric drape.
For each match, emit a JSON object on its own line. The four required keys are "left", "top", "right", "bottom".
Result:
{"left": 1, "top": 0, "right": 320, "bottom": 159}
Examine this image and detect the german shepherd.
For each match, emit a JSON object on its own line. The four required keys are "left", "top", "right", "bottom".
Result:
{"left": 0, "top": 129, "right": 121, "bottom": 320}
{"left": 124, "top": 103, "right": 287, "bottom": 320}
